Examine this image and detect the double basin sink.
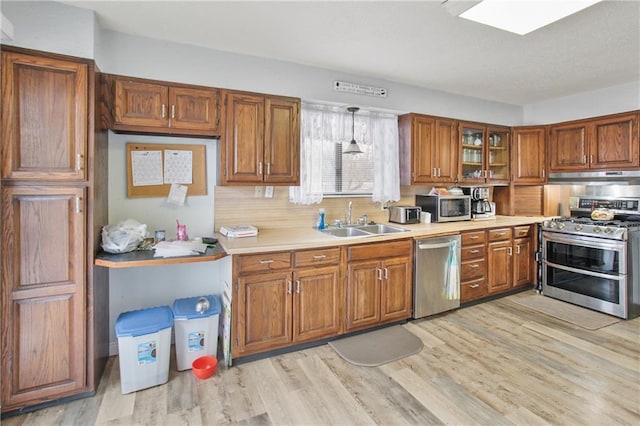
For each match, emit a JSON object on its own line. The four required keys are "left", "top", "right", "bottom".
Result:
{"left": 320, "top": 223, "right": 409, "bottom": 238}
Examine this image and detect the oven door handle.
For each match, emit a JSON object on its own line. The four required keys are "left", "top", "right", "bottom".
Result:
{"left": 543, "top": 260, "right": 625, "bottom": 281}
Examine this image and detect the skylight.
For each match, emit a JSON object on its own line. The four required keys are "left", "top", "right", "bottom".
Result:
{"left": 459, "top": 0, "right": 603, "bottom": 35}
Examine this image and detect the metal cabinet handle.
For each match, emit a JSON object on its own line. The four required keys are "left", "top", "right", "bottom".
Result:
{"left": 590, "top": 154, "right": 593, "bottom": 164}
{"left": 287, "top": 280, "right": 292, "bottom": 294}
{"left": 313, "top": 255, "right": 327, "bottom": 260}
{"left": 259, "top": 259, "right": 274, "bottom": 264}
{"left": 384, "top": 268, "right": 389, "bottom": 280}
{"left": 470, "top": 264, "right": 480, "bottom": 268}
{"left": 171, "top": 104, "right": 176, "bottom": 119}
{"left": 583, "top": 155, "right": 587, "bottom": 165}
{"left": 516, "top": 245, "right": 521, "bottom": 255}
{"left": 507, "top": 247, "right": 513, "bottom": 256}
{"left": 470, "top": 284, "right": 480, "bottom": 289}
{"left": 469, "top": 235, "right": 479, "bottom": 240}
{"left": 377, "top": 268, "right": 383, "bottom": 281}
{"left": 266, "top": 163, "right": 271, "bottom": 175}
{"left": 542, "top": 169, "right": 546, "bottom": 177}
{"left": 469, "top": 249, "right": 480, "bottom": 254}
{"left": 75, "top": 196, "right": 82, "bottom": 213}
{"left": 161, "top": 104, "right": 166, "bottom": 118}
{"left": 76, "top": 154, "right": 84, "bottom": 171}
{"left": 259, "top": 162, "right": 263, "bottom": 175}
{"left": 295, "top": 280, "right": 300, "bottom": 294}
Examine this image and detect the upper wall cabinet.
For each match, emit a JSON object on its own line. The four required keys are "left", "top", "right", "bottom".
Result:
{"left": 101, "top": 74, "right": 221, "bottom": 137}
{"left": 220, "top": 90, "right": 300, "bottom": 186}
{"left": 1, "top": 51, "right": 88, "bottom": 181}
{"left": 511, "top": 126, "right": 547, "bottom": 184}
{"left": 459, "top": 122, "right": 510, "bottom": 185}
{"left": 549, "top": 111, "right": 639, "bottom": 172}
{"left": 398, "top": 114, "right": 458, "bottom": 184}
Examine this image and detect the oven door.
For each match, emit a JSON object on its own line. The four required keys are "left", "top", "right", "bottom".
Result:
{"left": 542, "top": 231, "right": 627, "bottom": 318}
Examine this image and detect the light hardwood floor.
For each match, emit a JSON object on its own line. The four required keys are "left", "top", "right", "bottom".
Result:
{"left": 4, "top": 292, "right": 639, "bottom": 425}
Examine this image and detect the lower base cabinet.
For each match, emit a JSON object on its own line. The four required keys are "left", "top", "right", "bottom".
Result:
{"left": 233, "top": 248, "right": 341, "bottom": 358}
{"left": 345, "top": 239, "right": 413, "bottom": 331}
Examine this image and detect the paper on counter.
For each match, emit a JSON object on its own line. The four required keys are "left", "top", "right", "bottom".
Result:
{"left": 153, "top": 240, "right": 207, "bottom": 258}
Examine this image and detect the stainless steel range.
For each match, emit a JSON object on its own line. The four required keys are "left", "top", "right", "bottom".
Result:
{"left": 541, "top": 196, "right": 640, "bottom": 319}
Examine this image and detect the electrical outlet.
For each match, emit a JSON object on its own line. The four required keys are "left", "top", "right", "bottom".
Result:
{"left": 254, "top": 186, "right": 263, "bottom": 198}
{"left": 264, "top": 186, "right": 274, "bottom": 198}
{"left": 380, "top": 202, "right": 388, "bottom": 211}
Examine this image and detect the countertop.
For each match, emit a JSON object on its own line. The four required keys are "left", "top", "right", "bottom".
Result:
{"left": 216, "top": 215, "right": 549, "bottom": 254}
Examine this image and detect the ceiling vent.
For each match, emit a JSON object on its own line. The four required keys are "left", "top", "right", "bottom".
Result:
{"left": 334, "top": 81, "right": 387, "bottom": 98}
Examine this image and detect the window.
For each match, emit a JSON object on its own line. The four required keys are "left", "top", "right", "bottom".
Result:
{"left": 289, "top": 102, "right": 400, "bottom": 205}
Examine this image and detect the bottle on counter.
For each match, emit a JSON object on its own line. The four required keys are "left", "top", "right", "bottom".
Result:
{"left": 317, "top": 208, "right": 326, "bottom": 230}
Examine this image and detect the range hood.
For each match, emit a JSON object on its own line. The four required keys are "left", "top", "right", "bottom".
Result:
{"left": 548, "top": 170, "right": 640, "bottom": 185}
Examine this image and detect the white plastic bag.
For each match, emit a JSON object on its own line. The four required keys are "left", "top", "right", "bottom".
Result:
{"left": 101, "top": 219, "right": 148, "bottom": 253}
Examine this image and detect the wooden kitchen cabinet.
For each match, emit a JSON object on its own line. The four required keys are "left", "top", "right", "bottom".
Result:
{"left": 487, "top": 228, "right": 513, "bottom": 294}
{"left": 1, "top": 51, "right": 87, "bottom": 181}
{"left": 102, "top": 74, "right": 221, "bottom": 136}
{"left": 1, "top": 186, "right": 87, "bottom": 409}
{"left": 459, "top": 121, "right": 510, "bottom": 185}
{"left": 398, "top": 114, "right": 458, "bottom": 184}
{"left": 512, "top": 126, "right": 547, "bottom": 184}
{"left": 221, "top": 90, "right": 300, "bottom": 185}
{"left": 345, "top": 239, "right": 412, "bottom": 331}
{"left": 549, "top": 111, "right": 639, "bottom": 172}
{"left": 513, "top": 225, "right": 534, "bottom": 288}
{"left": 1, "top": 47, "right": 109, "bottom": 415}
{"left": 232, "top": 248, "right": 340, "bottom": 357}
{"left": 460, "top": 230, "right": 488, "bottom": 303}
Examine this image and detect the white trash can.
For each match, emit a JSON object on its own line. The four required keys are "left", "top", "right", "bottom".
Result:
{"left": 172, "top": 295, "right": 221, "bottom": 371}
{"left": 115, "top": 306, "right": 173, "bottom": 394}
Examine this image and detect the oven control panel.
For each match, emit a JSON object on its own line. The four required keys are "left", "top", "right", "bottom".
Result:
{"left": 572, "top": 197, "right": 640, "bottom": 215}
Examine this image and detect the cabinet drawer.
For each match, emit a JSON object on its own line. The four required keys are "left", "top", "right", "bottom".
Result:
{"left": 461, "top": 277, "right": 488, "bottom": 302}
{"left": 294, "top": 248, "right": 341, "bottom": 268}
{"left": 461, "top": 244, "right": 485, "bottom": 260}
{"left": 514, "top": 225, "right": 532, "bottom": 238}
{"left": 462, "top": 231, "right": 485, "bottom": 245}
{"left": 461, "top": 258, "right": 485, "bottom": 280}
{"left": 348, "top": 239, "right": 412, "bottom": 262}
{"left": 236, "top": 252, "right": 291, "bottom": 274}
{"left": 488, "top": 228, "right": 512, "bottom": 242}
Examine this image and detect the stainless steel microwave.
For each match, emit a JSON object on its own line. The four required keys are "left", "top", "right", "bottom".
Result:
{"left": 415, "top": 194, "right": 471, "bottom": 222}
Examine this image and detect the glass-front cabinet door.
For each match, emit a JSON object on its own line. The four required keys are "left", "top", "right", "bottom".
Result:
{"left": 460, "top": 122, "right": 510, "bottom": 185}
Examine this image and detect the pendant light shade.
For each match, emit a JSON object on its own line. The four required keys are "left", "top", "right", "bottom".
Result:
{"left": 344, "top": 106, "right": 363, "bottom": 155}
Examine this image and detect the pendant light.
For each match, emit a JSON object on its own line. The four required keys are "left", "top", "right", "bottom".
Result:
{"left": 344, "top": 106, "right": 363, "bottom": 155}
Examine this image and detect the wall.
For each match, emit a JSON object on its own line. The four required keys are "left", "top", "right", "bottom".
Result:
{"left": 523, "top": 81, "right": 640, "bottom": 124}
{"left": 1, "top": 1, "right": 94, "bottom": 58}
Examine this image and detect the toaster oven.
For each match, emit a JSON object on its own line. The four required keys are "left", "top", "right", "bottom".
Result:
{"left": 389, "top": 206, "right": 421, "bottom": 224}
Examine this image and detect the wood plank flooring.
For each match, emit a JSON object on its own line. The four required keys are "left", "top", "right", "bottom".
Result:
{"left": 4, "top": 292, "right": 639, "bottom": 425}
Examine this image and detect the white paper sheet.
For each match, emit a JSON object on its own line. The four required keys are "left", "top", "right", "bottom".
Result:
{"left": 164, "top": 149, "right": 193, "bottom": 184}
{"left": 131, "top": 150, "right": 163, "bottom": 186}
{"left": 167, "top": 183, "right": 188, "bottom": 206}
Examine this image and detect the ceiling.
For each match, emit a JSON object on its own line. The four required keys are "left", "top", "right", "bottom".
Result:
{"left": 62, "top": 0, "right": 640, "bottom": 106}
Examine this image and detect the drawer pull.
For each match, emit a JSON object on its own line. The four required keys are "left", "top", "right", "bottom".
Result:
{"left": 313, "top": 255, "right": 327, "bottom": 260}
{"left": 295, "top": 280, "right": 301, "bottom": 294}
{"left": 470, "top": 284, "right": 480, "bottom": 289}
{"left": 259, "top": 259, "right": 274, "bottom": 264}
{"left": 496, "top": 232, "right": 505, "bottom": 237}
{"left": 287, "top": 280, "right": 292, "bottom": 294}
{"left": 470, "top": 264, "right": 480, "bottom": 268}
{"left": 469, "top": 249, "right": 480, "bottom": 254}
{"left": 469, "top": 235, "right": 479, "bottom": 239}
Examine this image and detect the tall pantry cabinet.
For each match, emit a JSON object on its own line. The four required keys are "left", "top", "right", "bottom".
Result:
{"left": 1, "top": 47, "right": 109, "bottom": 414}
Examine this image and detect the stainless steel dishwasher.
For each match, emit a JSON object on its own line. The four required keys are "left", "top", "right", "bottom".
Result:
{"left": 413, "top": 234, "right": 461, "bottom": 319}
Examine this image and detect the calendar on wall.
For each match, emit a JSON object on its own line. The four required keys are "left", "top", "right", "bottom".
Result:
{"left": 126, "top": 143, "right": 207, "bottom": 198}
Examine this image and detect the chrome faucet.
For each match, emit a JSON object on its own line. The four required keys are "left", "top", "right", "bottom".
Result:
{"left": 347, "top": 201, "right": 353, "bottom": 225}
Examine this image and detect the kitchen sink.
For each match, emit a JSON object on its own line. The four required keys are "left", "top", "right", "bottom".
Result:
{"left": 321, "top": 223, "right": 409, "bottom": 238}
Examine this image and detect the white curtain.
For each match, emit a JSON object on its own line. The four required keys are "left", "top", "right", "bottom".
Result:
{"left": 289, "top": 102, "right": 400, "bottom": 205}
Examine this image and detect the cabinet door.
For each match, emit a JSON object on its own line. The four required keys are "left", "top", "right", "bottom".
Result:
{"left": 237, "top": 271, "right": 292, "bottom": 355}
{"left": 410, "top": 115, "right": 436, "bottom": 183}
{"left": 264, "top": 96, "right": 300, "bottom": 184}
{"left": 434, "top": 118, "right": 458, "bottom": 182}
{"left": 346, "top": 261, "right": 381, "bottom": 331}
{"left": 1, "top": 186, "right": 86, "bottom": 410}
{"left": 1, "top": 52, "right": 87, "bottom": 181}
{"left": 512, "top": 126, "right": 546, "bottom": 184}
{"left": 487, "top": 126, "right": 510, "bottom": 184}
{"left": 169, "top": 86, "right": 220, "bottom": 133}
{"left": 460, "top": 122, "right": 486, "bottom": 184}
{"left": 293, "top": 265, "right": 340, "bottom": 343}
{"left": 513, "top": 237, "right": 533, "bottom": 288}
{"left": 113, "top": 79, "right": 169, "bottom": 127}
{"left": 549, "top": 123, "right": 589, "bottom": 171}
{"left": 380, "top": 257, "right": 412, "bottom": 323}
{"left": 590, "top": 113, "right": 639, "bottom": 170}
{"left": 223, "top": 92, "right": 264, "bottom": 184}
{"left": 487, "top": 240, "right": 512, "bottom": 294}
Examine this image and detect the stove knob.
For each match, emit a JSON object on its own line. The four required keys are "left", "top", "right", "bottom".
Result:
{"left": 604, "top": 227, "right": 613, "bottom": 234}
{"left": 594, "top": 226, "right": 602, "bottom": 233}
{"left": 574, "top": 224, "right": 583, "bottom": 231}
{"left": 549, "top": 222, "right": 556, "bottom": 228}
{"left": 557, "top": 222, "right": 565, "bottom": 229}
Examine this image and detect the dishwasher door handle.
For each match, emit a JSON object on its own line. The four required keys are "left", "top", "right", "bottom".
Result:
{"left": 417, "top": 242, "right": 453, "bottom": 250}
